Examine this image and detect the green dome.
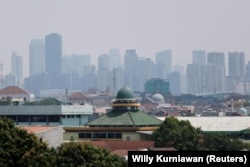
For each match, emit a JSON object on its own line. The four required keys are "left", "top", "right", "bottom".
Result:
{"left": 116, "top": 86, "right": 135, "bottom": 99}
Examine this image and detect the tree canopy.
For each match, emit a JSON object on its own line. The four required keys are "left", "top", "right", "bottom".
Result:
{"left": 0, "top": 118, "right": 127, "bottom": 167}
{"left": 23, "top": 97, "right": 62, "bottom": 105}
{"left": 199, "top": 133, "right": 249, "bottom": 151}
{"left": 152, "top": 116, "right": 250, "bottom": 151}
{"left": 152, "top": 116, "right": 202, "bottom": 150}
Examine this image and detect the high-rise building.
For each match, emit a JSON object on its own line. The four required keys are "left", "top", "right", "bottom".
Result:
{"left": 207, "top": 52, "right": 226, "bottom": 92}
{"left": 109, "top": 48, "right": 121, "bottom": 70}
{"left": 29, "top": 39, "right": 45, "bottom": 76}
{"left": 137, "top": 57, "right": 155, "bottom": 92}
{"left": 97, "top": 54, "right": 111, "bottom": 91}
{"left": 228, "top": 52, "right": 245, "bottom": 77}
{"left": 173, "top": 64, "right": 186, "bottom": 94}
{"left": 186, "top": 64, "right": 204, "bottom": 94}
{"left": 207, "top": 52, "right": 225, "bottom": 66}
{"left": 124, "top": 49, "right": 138, "bottom": 90}
{"left": 168, "top": 71, "right": 181, "bottom": 95}
{"left": 192, "top": 50, "right": 206, "bottom": 65}
{"left": 246, "top": 61, "right": 250, "bottom": 78}
{"left": 155, "top": 50, "right": 172, "bottom": 79}
{"left": 11, "top": 52, "right": 23, "bottom": 87}
{"left": 45, "top": 33, "right": 62, "bottom": 88}
{"left": 111, "top": 68, "right": 124, "bottom": 95}
{"left": 71, "top": 54, "right": 91, "bottom": 77}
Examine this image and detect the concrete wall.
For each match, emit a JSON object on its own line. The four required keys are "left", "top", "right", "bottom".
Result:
{"left": 36, "top": 125, "right": 63, "bottom": 148}
{"left": 64, "top": 132, "right": 79, "bottom": 141}
{"left": 122, "top": 132, "right": 141, "bottom": 141}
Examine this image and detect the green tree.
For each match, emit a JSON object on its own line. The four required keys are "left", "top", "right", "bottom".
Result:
{"left": 23, "top": 97, "right": 61, "bottom": 105}
{"left": 152, "top": 116, "right": 202, "bottom": 150}
{"left": 199, "top": 133, "right": 248, "bottom": 151}
{"left": 0, "top": 118, "right": 126, "bottom": 167}
{"left": 0, "top": 118, "right": 55, "bottom": 167}
{"left": 56, "top": 142, "right": 127, "bottom": 167}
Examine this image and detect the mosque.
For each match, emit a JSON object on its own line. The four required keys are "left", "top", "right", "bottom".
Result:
{"left": 63, "top": 86, "right": 162, "bottom": 141}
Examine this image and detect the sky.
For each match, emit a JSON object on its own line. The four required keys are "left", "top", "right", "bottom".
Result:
{"left": 1, "top": 0, "right": 250, "bottom": 77}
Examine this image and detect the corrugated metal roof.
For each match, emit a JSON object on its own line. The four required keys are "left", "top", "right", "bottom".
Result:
{"left": 0, "top": 104, "right": 93, "bottom": 115}
{"left": 157, "top": 116, "right": 250, "bottom": 132}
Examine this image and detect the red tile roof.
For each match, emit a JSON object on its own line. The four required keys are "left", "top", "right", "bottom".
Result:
{"left": 18, "top": 126, "right": 56, "bottom": 134}
{"left": 0, "top": 86, "right": 31, "bottom": 95}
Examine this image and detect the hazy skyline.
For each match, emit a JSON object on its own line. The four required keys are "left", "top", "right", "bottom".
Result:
{"left": 1, "top": 0, "right": 250, "bottom": 77}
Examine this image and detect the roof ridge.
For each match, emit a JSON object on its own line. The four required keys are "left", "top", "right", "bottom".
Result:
{"left": 128, "top": 111, "right": 136, "bottom": 126}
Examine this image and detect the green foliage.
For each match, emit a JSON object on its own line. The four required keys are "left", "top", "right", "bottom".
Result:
{"left": 0, "top": 118, "right": 127, "bottom": 167}
{"left": 0, "top": 118, "right": 55, "bottom": 167}
{"left": 56, "top": 143, "right": 127, "bottom": 167}
{"left": 199, "top": 133, "right": 248, "bottom": 151}
{"left": 152, "top": 117, "right": 249, "bottom": 151}
{"left": 23, "top": 97, "right": 61, "bottom": 105}
{"left": 152, "top": 116, "right": 202, "bottom": 150}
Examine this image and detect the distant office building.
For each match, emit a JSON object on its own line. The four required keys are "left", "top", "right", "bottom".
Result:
{"left": 11, "top": 52, "right": 23, "bottom": 87}
{"left": 111, "top": 68, "right": 125, "bottom": 95}
{"left": 192, "top": 50, "right": 206, "bottom": 65}
{"left": 155, "top": 50, "right": 172, "bottom": 79}
{"left": 24, "top": 72, "right": 50, "bottom": 97}
{"left": 173, "top": 64, "right": 186, "bottom": 94}
{"left": 98, "top": 54, "right": 111, "bottom": 71}
{"left": 45, "top": 33, "right": 62, "bottom": 89}
{"left": 62, "top": 55, "right": 71, "bottom": 74}
{"left": 186, "top": 64, "right": 204, "bottom": 94}
{"left": 29, "top": 39, "right": 45, "bottom": 76}
{"left": 144, "top": 78, "right": 170, "bottom": 96}
{"left": 137, "top": 57, "right": 155, "bottom": 92}
{"left": 81, "top": 65, "right": 97, "bottom": 91}
{"left": 4, "top": 73, "right": 17, "bottom": 87}
{"left": 245, "top": 61, "right": 250, "bottom": 94}
{"left": 246, "top": 61, "right": 250, "bottom": 78}
{"left": 168, "top": 71, "right": 181, "bottom": 95}
{"left": 109, "top": 48, "right": 121, "bottom": 70}
{"left": 207, "top": 52, "right": 225, "bottom": 66}
{"left": 207, "top": 52, "right": 226, "bottom": 92}
{"left": 228, "top": 52, "right": 245, "bottom": 77}
{"left": 124, "top": 49, "right": 138, "bottom": 90}
{"left": 226, "top": 52, "right": 245, "bottom": 93}
{"left": 97, "top": 54, "right": 111, "bottom": 92}
{"left": 71, "top": 54, "right": 91, "bottom": 77}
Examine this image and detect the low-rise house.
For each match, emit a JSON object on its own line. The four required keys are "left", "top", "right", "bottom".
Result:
{"left": 0, "top": 86, "right": 34, "bottom": 104}
{"left": 19, "top": 125, "right": 63, "bottom": 148}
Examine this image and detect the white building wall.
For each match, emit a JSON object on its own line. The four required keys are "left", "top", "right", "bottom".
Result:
{"left": 36, "top": 125, "right": 63, "bottom": 148}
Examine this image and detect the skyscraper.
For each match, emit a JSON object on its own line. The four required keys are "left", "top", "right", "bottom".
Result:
{"left": 29, "top": 39, "right": 45, "bottom": 76}
{"left": 207, "top": 52, "right": 226, "bottom": 92}
{"left": 45, "top": 33, "right": 62, "bottom": 89}
{"left": 71, "top": 54, "right": 91, "bottom": 77}
{"left": 97, "top": 54, "right": 111, "bottom": 91}
{"left": 228, "top": 52, "right": 245, "bottom": 77}
{"left": 124, "top": 49, "right": 138, "bottom": 90}
{"left": 11, "top": 52, "right": 23, "bottom": 87}
{"left": 109, "top": 48, "right": 121, "bottom": 70}
{"left": 207, "top": 52, "right": 225, "bottom": 66}
{"left": 137, "top": 57, "right": 155, "bottom": 92}
{"left": 155, "top": 50, "right": 172, "bottom": 79}
{"left": 192, "top": 50, "right": 206, "bottom": 65}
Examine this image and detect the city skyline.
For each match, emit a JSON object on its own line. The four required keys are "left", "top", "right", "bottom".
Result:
{"left": 1, "top": 0, "right": 250, "bottom": 77}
